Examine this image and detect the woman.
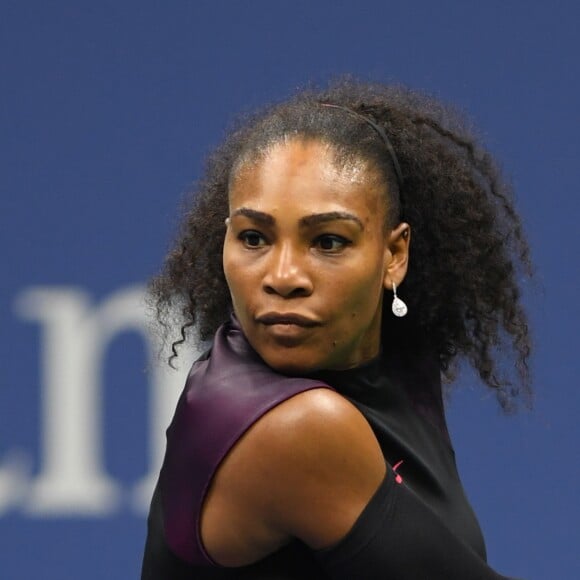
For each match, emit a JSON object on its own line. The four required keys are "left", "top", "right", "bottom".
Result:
{"left": 142, "top": 81, "right": 531, "bottom": 579}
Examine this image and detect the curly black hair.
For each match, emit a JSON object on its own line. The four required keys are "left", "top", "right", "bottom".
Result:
{"left": 149, "top": 79, "right": 533, "bottom": 410}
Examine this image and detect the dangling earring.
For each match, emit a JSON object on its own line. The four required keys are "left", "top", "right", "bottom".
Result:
{"left": 391, "top": 281, "right": 408, "bottom": 317}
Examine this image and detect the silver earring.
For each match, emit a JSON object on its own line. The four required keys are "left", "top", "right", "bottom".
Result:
{"left": 391, "top": 282, "right": 408, "bottom": 317}
{"left": 224, "top": 217, "right": 230, "bottom": 227}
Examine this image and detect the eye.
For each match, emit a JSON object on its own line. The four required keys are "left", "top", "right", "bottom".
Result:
{"left": 239, "top": 230, "right": 267, "bottom": 248}
{"left": 314, "top": 234, "right": 351, "bottom": 252}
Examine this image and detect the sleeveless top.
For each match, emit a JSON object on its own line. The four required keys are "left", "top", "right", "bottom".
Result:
{"left": 142, "top": 317, "right": 517, "bottom": 579}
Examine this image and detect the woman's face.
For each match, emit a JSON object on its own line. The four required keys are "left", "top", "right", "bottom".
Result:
{"left": 223, "top": 138, "right": 409, "bottom": 374}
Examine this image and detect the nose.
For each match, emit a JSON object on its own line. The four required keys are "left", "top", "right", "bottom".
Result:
{"left": 263, "top": 242, "right": 313, "bottom": 298}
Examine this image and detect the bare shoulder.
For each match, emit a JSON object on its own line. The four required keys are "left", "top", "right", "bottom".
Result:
{"left": 254, "top": 388, "right": 385, "bottom": 489}
{"left": 201, "top": 387, "right": 386, "bottom": 564}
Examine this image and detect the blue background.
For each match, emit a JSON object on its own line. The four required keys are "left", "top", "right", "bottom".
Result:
{"left": 1, "top": 1, "right": 579, "bottom": 578}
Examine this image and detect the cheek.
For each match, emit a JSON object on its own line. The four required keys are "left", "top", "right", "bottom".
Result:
{"left": 223, "top": 258, "right": 264, "bottom": 325}
{"left": 328, "top": 271, "right": 385, "bottom": 336}
{"left": 223, "top": 249, "right": 246, "bottom": 307}
{"left": 340, "top": 263, "right": 385, "bottom": 312}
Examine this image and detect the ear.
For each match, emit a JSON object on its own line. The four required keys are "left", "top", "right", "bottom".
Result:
{"left": 383, "top": 222, "right": 410, "bottom": 290}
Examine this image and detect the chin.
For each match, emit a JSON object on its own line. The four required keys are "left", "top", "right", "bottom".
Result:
{"left": 258, "top": 348, "right": 323, "bottom": 376}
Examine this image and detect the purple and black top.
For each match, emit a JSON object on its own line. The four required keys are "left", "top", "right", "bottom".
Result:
{"left": 142, "top": 317, "right": 519, "bottom": 579}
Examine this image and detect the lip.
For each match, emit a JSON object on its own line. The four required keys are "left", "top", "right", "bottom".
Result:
{"left": 255, "top": 312, "right": 321, "bottom": 327}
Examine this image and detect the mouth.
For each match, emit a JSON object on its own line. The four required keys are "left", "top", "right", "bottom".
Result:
{"left": 255, "top": 312, "right": 321, "bottom": 328}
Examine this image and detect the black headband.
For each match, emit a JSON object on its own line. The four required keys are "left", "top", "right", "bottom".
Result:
{"left": 320, "top": 103, "right": 404, "bottom": 189}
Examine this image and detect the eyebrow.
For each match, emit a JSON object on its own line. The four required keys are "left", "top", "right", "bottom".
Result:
{"left": 231, "top": 207, "right": 364, "bottom": 230}
{"left": 231, "top": 207, "right": 275, "bottom": 226}
{"left": 300, "top": 211, "right": 364, "bottom": 230}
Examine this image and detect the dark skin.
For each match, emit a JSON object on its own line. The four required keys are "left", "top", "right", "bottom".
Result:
{"left": 152, "top": 82, "right": 533, "bottom": 411}
{"left": 201, "top": 139, "right": 410, "bottom": 565}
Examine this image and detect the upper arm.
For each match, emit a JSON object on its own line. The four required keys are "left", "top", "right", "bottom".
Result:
{"left": 206, "top": 388, "right": 386, "bottom": 554}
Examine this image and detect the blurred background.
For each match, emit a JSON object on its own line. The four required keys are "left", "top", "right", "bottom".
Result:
{"left": 1, "top": 1, "right": 578, "bottom": 578}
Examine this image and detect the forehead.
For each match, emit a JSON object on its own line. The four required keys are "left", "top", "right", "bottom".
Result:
{"left": 229, "top": 139, "right": 386, "bottom": 216}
